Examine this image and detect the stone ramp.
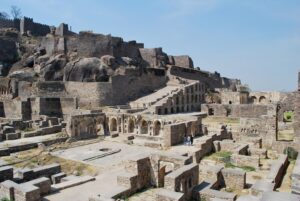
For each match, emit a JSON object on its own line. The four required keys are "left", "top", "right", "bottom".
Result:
{"left": 129, "top": 85, "right": 179, "bottom": 109}
{"left": 51, "top": 176, "right": 95, "bottom": 191}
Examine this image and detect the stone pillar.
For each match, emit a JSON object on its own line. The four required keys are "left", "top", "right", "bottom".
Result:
{"left": 293, "top": 71, "right": 300, "bottom": 143}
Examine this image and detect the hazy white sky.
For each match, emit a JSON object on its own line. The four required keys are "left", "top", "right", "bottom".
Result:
{"left": 2, "top": 0, "right": 300, "bottom": 91}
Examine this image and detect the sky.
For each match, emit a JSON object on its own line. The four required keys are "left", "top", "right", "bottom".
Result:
{"left": 1, "top": 0, "right": 300, "bottom": 91}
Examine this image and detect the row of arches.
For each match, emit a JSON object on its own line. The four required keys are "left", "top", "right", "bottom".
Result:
{"left": 249, "top": 96, "right": 267, "bottom": 104}
{"left": 108, "top": 117, "right": 162, "bottom": 136}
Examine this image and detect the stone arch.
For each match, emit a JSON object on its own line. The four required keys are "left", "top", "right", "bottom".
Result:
{"left": 109, "top": 118, "right": 117, "bottom": 132}
{"left": 250, "top": 96, "right": 257, "bottom": 104}
{"left": 128, "top": 118, "right": 135, "bottom": 133}
{"left": 259, "top": 96, "right": 266, "bottom": 104}
{"left": 140, "top": 120, "right": 148, "bottom": 134}
{"left": 153, "top": 120, "right": 162, "bottom": 136}
{"left": 96, "top": 121, "right": 105, "bottom": 136}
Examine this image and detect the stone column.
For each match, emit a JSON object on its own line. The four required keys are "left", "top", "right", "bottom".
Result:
{"left": 293, "top": 71, "right": 300, "bottom": 144}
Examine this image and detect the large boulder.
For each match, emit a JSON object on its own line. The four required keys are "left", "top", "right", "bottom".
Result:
{"left": 64, "top": 57, "right": 110, "bottom": 82}
{"left": 39, "top": 54, "right": 67, "bottom": 81}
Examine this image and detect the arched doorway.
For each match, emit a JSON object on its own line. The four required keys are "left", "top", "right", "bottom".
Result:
{"left": 109, "top": 118, "right": 117, "bottom": 132}
{"left": 259, "top": 96, "right": 266, "bottom": 104}
{"left": 128, "top": 118, "right": 135, "bottom": 133}
{"left": 96, "top": 123, "right": 105, "bottom": 136}
{"left": 250, "top": 96, "right": 257, "bottom": 104}
{"left": 140, "top": 120, "right": 148, "bottom": 134}
{"left": 153, "top": 121, "right": 161, "bottom": 136}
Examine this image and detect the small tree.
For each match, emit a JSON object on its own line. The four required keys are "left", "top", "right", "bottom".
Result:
{"left": 10, "top": 5, "right": 22, "bottom": 19}
{"left": 0, "top": 11, "right": 10, "bottom": 19}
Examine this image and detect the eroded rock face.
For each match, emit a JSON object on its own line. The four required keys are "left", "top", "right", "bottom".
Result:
{"left": 8, "top": 69, "right": 37, "bottom": 82}
{"left": 0, "top": 30, "right": 20, "bottom": 75}
{"left": 64, "top": 57, "right": 110, "bottom": 82}
{"left": 39, "top": 54, "right": 67, "bottom": 81}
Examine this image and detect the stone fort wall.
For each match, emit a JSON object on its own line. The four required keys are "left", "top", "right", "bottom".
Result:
{"left": 20, "top": 17, "right": 51, "bottom": 36}
{"left": 0, "top": 18, "right": 20, "bottom": 30}
{"left": 18, "top": 69, "right": 166, "bottom": 107}
{"left": 168, "top": 66, "right": 240, "bottom": 90}
{"left": 0, "top": 17, "right": 52, "bottom": 36}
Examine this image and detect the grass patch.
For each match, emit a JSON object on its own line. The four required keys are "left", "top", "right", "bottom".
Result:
{"left": 3, "top": 149, "right": 99, "bottom": 176}
{"left": 205, "top": 151, "right": 232, "bottom": 163}
{"left": 225, "top": 162, "right": 255, "bottom": 172}
{"left": 284, "top": 111, "right": 294, "bottom": 122}
{"left": 21, "top": 127, "right": 35, "bottom": 132}
{"left": 206, "top": 151, "right": 255, "bottom": 172}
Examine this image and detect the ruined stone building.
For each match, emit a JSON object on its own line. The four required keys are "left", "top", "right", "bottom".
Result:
{"left": 0, "top": 17, "right": 299, "bottom": 201}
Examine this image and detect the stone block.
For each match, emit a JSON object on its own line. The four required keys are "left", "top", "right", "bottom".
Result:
{"left": 0, "top": 166, "right": 14, "bottom": 182}
{"left": 51, "top": 172, "right": 66, "bottom": 184}
{"left": 251, "top": 180, "right": 275, "bottom": 196}
{"left": 14, "top": 183, "right": 40, "bottom": 201}
{"left": 221, "top": 168, "right": 246, "bottom": 190}
{"left": 6, "top": 132, "right": 20, "bottom": 140}
{"left": 26, "top": 177, "right": 51, "bottom": 195}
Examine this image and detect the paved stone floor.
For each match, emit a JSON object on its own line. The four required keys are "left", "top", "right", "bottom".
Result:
{"left": 44, "top": 139, "right": 199, "bottom": 201}
{"left": 128, "top": 188, "right": 160, "bottom": 201}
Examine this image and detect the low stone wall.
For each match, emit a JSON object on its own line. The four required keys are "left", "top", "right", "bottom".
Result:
{"left": 230, "top": 154, "right": 260, "bottom": 169}
{"left": 25, "top": 177, "right": 51, "bottom": 195}
{"left": 266, "top": 154, "right": 288, "bottom": 188}
{"left": 221, "top": 168, "right": 246, "bottom": 190}
{"left": 199, "top": 189, "right": 236, "bottom": 201}
{"left": 201, "top": 104, "right": 275, "bottom": 118}
{"left": 156, "top": 189, "right": 185, "bottom": 201}
{"left": 199, "top": 164, "right": 223, "bottom": 183}
{"left": 0, "top": 166, "right": 13, "bottom": 182}
{"left": 163, "top": 122, "right": 186, "bottom": 147}
{"left": 248, "top": 148, "right": 267, "bottom": 159}
{"left": 251, "top": 180, "right": 275, "bottom": 196}
{"left": 0, "top": 180, "right": 40, "bottom": 201}
{"left": 0, "top": 137, "right": 68, "bottom": 156}
{"left": 164, "top": 163, "right": 199, "bottom": 201}
{"left": 32, "top": 163, "right": 61, "bottom": 179}
{"left": 292, "top": 153, "right": 300, "bottom": 194}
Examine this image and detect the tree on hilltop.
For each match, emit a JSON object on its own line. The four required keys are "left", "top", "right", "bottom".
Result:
{"left": 10, "top": 5, "right": 22, "bottom": 19}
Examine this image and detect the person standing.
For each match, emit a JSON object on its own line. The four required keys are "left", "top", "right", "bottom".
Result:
{"left": 191, "top": 133, "right": 194, "bottom": 145}
{"left": 187, "top": 135, "right": 191, "bottom": 146}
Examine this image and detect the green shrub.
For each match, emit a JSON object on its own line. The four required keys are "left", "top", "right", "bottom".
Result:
{"left": 225, "top": 162, "right": 255, "bottom": 172}
{"left": 284, "top": 147, "right": 298, "bottom": 160}
{"left": 284, "top": 111, "right": 294, "bottom": 122}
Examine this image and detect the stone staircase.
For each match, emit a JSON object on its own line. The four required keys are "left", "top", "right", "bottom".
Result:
{"left": 129, "top": 85, "right": 180, "bottom": 109}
